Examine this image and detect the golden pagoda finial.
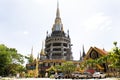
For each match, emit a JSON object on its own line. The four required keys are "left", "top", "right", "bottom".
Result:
{"left": 40, "top": 41, "right": 45, "bottom": 56}
{"left": 37, "top": 52, "right": 39, "bottom": 59}
{"left": 52, "top": 0, "right": 64, "bottom": 32}
{"left": 29, "top": 46, "right": 34, "bottom": 63}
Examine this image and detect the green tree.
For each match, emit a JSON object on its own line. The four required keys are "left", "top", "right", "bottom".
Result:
{"left": 55, "top": 64, "right": 62, "bottom": 72}
{"left": 96, "top": 42, "right": 120, "bottom": 76}
{"left": 62, "top": 61, "right": 76, "bottom": 77}
{"left": 108, "top": 42, "right": 120, "bottom": 76}
{"left": 28, "top": 54, "right": 34, "bottom": 63}
{"left": 25, "top": 53, "right": 34, "bottom": 64}
{"left": 0, "top": 44, "right": 25, "bottom": 76}
{"left": 86, "top": 59, "right": 97, "bottom": 70}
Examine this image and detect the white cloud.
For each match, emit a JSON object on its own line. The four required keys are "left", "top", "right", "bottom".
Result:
{"left": 83, "top": 12, "right": 112, "bottom": 31}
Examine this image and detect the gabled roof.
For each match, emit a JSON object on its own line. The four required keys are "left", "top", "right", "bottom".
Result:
{"left": 85, "top": 46, "right": 108, "bottom": 59}
{"left": 94, "top": 47, "right": 107, "bottom": 55}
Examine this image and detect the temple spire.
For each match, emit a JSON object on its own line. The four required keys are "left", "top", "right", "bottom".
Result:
{"left": 37, "top": 52, "right": 39, "bottom": 59}
{"left": 42, "top": 41, "right": 44, "bottom": 49}
{"left": 29, "top": 46, "right": 34, "bottom": 63}
{"left": 30, "top": 46, "right": 33, "bottom": 58}
{"left": 52, "top": 0, "right": 63, "bottom": 32}
{"left": 40, "top": 41, "right": 46, "bottom": 60}
{"left": 79, "top": 50, "right": 82, "bottom": 61}
{"left": 67, "top": 30, "right": 70, "bottom": 38}
{"left": 82, "top": 45, "right": 86, "bottom": 57}
{"left": 56, "top": 0, "right": 60, "bottom": 18}
{"left": 40, "top": 41, "right": 45, "bottom": 56}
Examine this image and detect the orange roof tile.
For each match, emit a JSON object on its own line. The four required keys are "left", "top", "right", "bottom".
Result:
{"left": 94, "top": 47, "right": 108, "bottom": 55}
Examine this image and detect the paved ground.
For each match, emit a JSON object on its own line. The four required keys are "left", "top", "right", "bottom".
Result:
{"left": 1, "top": 77, "right": 120, "bottom": 80}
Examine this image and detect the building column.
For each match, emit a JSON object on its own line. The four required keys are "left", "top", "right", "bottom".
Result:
{"left": 61, "top": 43, "right": 64, "bottom": 59}
{"left": 50, "top": 43, "right": 53, "bottom": 59}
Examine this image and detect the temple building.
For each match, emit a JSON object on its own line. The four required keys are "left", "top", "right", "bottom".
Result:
{"left": 45, "top": 1, "right": 73, "bottom": 60}
{"left": 26, "top": 1, "right": 75, "bottom": 77}
{"left": 84, "top": 47, "right": 108, "bottom": 73}
{"left": 26, "top": 1, "right": 109, "bottom": 78}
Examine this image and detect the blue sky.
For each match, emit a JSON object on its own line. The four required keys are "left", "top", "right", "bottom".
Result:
{"left": 0, "top": 0, "right": 120, "bottom": 60}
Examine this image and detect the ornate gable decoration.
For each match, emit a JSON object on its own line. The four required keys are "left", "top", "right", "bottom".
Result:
{"left": 85, "top": 47, "right": 108, "bottom": 60}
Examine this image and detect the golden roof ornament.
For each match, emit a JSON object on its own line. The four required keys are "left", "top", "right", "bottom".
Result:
{"left": 40, "top": 41, "right": 45, "bottom": 56}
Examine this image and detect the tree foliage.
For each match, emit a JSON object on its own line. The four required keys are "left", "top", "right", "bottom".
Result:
{"left": 62, "top": 61, "right": 76, "bottom": 74}
{"left": 54, "top": 65, "right": 62, "bottom": 72}
{"left": 0, "top": 44, "right": 25, "bottom": 76}
{"left": 28, "top": 54, "right": 34, "bottom": 63}
{"left": 109, "top": 42, "right": 120, "bottom": 68}
{"left": 54, "top": 61, "right": 76, "bottom": 75}
{"left": 25, "top": 54, "right": 34, "bottom": 64}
